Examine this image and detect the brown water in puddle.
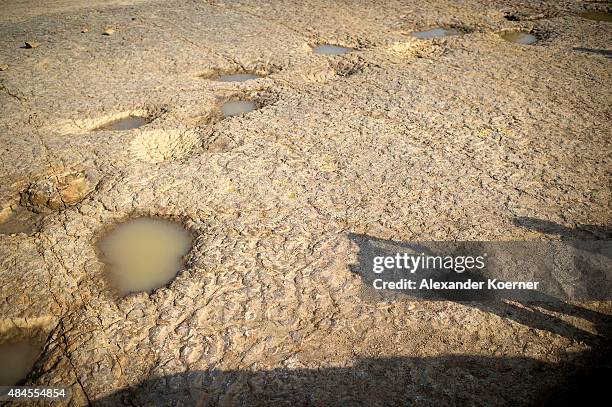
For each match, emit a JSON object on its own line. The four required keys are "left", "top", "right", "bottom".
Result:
{"left": 579, "top": 11, "right": 612, "bottom": 22}
{"left": 95, "top": 116, "right": 149, "bottom": 131}
{"left": 99, "top": 217, "right": 192, "bottom": 296}
{"left": 221, "top": 100, "right": 256, "bottom": 117}
{"left": 0, "top": 206, "right": 43, "bottom": 235}
{"left": 411, "top": 28, "right": 462, "bottom": 39}
{"left": 499, "top": 31, "right": 538, "bottom": 44}
{"left": 313, "top": 44, "right": 353, "bottom": 55}
{"left": 0, "top": 340, "right": 42, "bottom": 385}
{"left": 218, "top": 73, "right": 260, "bottom": 82}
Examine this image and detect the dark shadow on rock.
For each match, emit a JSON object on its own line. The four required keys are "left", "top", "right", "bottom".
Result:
{"left": 347, "top": 233, "right": 612, "bottom": 347}
{"left": 513, "top": 217, "right": 612, "bottom": 241}
{"left": 94, "top": 350, "right": 611, "bottom": 406}
{"left": 571, "top": 47, "right": 612, "bottom": 58}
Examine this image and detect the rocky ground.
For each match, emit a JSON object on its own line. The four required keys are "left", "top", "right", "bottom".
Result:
{"left": 0, "top": 0, "right": 611, "bottom": 405}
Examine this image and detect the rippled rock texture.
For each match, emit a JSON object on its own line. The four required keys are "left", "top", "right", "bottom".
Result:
{"left": 0, "top": 0, "right": 610, "bottom": 405}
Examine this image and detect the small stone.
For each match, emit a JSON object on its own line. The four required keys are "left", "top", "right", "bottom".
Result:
{"left": 0, "top": 64, "right": 8, "bottom": 71}
{"left": 81, "top": 28, "right": 89, "bottom": 33}
{"left": 21, "top": 172, "right": 94, "bottom": 213}
{"left": 24, "top": 41, "right": 39, "bottom": 49}
{"left": 102, "top": 28, "right": 115, "bottom": 36}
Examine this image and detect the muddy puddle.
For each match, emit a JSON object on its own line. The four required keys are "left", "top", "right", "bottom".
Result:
{"left": 221, "top": 100, "right": 256, "bottom": 117}
{"left": 94, "top": 116, "right": 149, "bottom": 131}
{"left": 99, "top": 217, "right": 192, "bottom": 296}
{"left": 217, "top": 73, "right": 260, "bottom": 82}
{"left": 0, "top": 339, "right": 42, "bottom": 385}
{"left": 0, "top": 206, "right": 43, "bottom": 236}
{"left": 411, "top": 27, "right": 462, "bottom": 39}
{"left": 499, "top": 31, "right": 538, "bottom": 44}
{"left": 313, "top": 44, "right": 353, "bottom": 55}
{"left": 579, "top": 11, "right": 612, "bottom": 22}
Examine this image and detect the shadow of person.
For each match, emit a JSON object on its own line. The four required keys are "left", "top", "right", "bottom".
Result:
{"left": 513, "top": 217, "right": 611, "bottom": 243}
{"left": 571, "top": 47, "right": 612, "bottom": 58}
{"left": 347, "top": 233, "right": 611, "bottom": 348}
{"left": 93, "top": 351, "right": 612, "bottom": 406}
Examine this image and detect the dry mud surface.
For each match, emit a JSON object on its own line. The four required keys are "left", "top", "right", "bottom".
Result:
{"left": 0, "top": 0, "right": 611, "bottom": 405}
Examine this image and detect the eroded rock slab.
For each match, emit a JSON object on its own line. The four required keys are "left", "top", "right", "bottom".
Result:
{"left": 0, "top": 0, "right": 610, "bottom": 405}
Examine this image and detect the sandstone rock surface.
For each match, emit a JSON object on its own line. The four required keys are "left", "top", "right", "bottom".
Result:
{"left": 0, "top": 0, "right": 610, "bottom": 405}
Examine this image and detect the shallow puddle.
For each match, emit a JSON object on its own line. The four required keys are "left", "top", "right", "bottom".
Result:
{"left": 95, "top": 116, "right": 149, "bottom": 131}
{"left": 579, "top": 11, "right": 612, "bottom": 22}
{"left": 0, "top": 340, "right": 42, "bottom": 385}
{"left": 411, "top": 27, "right": 462, "bottom": 39}
{"left": 99, "top": 217, "right": 192, "bottom": 296}
{"left": 217, "top": 73, "right": 260, "bottom": 82}
{"left": 0, "top": 206, "right": 43, "bottom": 235}
{"left": 221, "top": 100, "right": 256, "bottom": 117}
{"left": 499, "top": 31, "right": 538, "bottom": 45}
{"left": 313, "top": 44, "right": 353, "bottom": 55}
